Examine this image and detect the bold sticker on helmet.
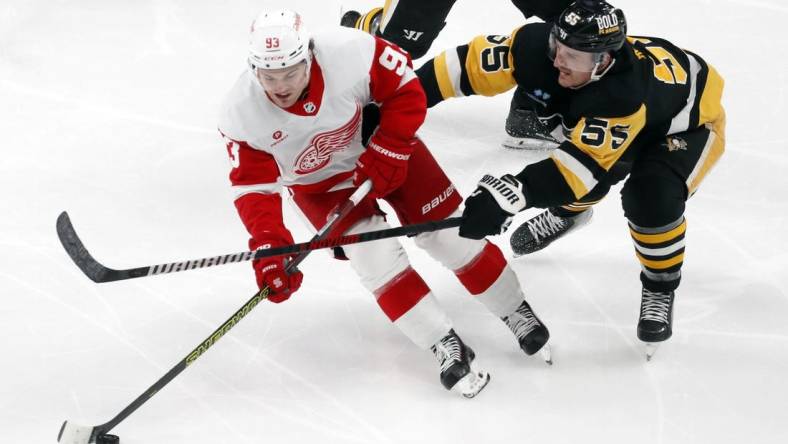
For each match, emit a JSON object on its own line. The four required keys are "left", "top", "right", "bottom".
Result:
{"left": 596, "top": 14, "right": 619, "bottom": 35}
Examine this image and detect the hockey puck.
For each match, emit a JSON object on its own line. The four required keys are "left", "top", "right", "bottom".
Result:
{"left": 96, "top": 433, "right": 120, "bottom": 444}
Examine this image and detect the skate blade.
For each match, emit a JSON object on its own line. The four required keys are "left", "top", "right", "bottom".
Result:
{"left": 501, "top": 136, "right": 559, "bottom": 151}
{"left": 454, "top": 370, "right": 491, "bottom": 399}
{"left": 539, "top": 345, "right": 553, "bottom": 365}
{"left": 510, "top": 244, "right": 544, "bottom": 258}
{"left": 644, "top": 342, "right": 660, "bottom": 361}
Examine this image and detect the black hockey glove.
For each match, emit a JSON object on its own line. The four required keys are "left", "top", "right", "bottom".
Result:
{"left": 459, "top": 174, "right": 527, "bottom": 240}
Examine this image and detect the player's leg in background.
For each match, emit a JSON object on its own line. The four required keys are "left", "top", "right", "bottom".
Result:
{"left": 621, "top": 114, "right": 725, "bottom": 346}
{"left": 503, "top": 88, "right": 561, "bottom": 150}
{"left": 384, "top": 140, "right": 551, "bottom": 359}
{"left": 341, "top": 0, "right": 457, "bottom": 59}
{"left": 503, "top": 0, "right": 572, "bottom": 148}
{"left": 342, "top": 0, "right": 572, "bottom": 56}
{"left": 509, "top": 0, "right": 573, "bottom": 22}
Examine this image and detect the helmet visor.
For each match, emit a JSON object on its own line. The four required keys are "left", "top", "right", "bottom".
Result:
{"left": 548, "top": 30, "right": 606, "bottom": 73}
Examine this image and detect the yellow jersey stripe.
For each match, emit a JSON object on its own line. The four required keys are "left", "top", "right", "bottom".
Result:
{"left": 380, "top": 0, "right": 395, "bottom": 30}
{"left": 551, "top": 149, "right": 598, "bottom": 197}
{"left": 551, "top": 157, "right": 590, "bottom": 199}
{"left": 688, "top": 109, "right": 726, "bottom": 194}
{"left": 699, "top": 63, "right": 725, "bottom": 127}
{"left": 433, "top": 52, "right": 457, "bottom": 100}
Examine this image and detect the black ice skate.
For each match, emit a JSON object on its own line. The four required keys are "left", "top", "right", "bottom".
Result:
{"left": 503, "top": 108, "right": 560, "bottom": 150}
{"left": 502, "top": 98, "right": 560, "bottom": 151}
{"left": 637, "top": 289, "right": 676, "bottom": 361}
{"left": 431, "top": 329, "right": 490, "bottom": 398}
{"left": 502, "top": 300, "right": 552, "bottom": 364}
{"left": 510, "top": 207, "right": 593, "bottom": 257}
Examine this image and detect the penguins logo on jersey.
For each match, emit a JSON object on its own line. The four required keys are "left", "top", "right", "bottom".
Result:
{"left": 293, "top": 104, "right": 361, "bottom": 174}
{"left": 665, "top": 136, "right": 688, "bottom": 152}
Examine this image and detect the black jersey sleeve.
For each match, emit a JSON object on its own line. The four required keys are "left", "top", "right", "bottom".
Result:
{"left": 515, "top": 158, "right": 579, "bottom": 208}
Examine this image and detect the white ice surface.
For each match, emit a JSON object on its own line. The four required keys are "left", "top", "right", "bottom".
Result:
{"left": 2, "top": 1, "right": 787, "bottom": 443}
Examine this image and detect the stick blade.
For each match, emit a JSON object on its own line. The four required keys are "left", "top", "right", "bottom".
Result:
{"left": 56, "top": 211, "right": 111, "bottom": 283}
{"left": 57, "top": 420, "right": 96, "bottom": 444}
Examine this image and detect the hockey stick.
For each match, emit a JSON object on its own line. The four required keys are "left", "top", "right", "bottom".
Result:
{"left": 57, "top": 182, "right": 372, "bottom": 444}
{"left": 56, "top": 210, "right": 463, "bottom": 284}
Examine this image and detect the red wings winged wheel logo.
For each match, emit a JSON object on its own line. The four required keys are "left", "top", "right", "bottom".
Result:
{"left": 294, "top": 104, "right": 362, "bottom": 174}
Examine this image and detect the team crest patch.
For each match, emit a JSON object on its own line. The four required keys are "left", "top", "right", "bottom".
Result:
{"left": 665, "top": 136, "right": 688, "bottom": 152}
{"left": 294, "top": 104, "right": 361, "bottom": 174}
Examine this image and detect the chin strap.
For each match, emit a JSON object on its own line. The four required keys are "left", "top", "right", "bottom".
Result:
{"left": 591, "top": 56, "right": 616, "bottom": 81}
{"left": 571, "top": 56, "right": 617, "bottom": 89}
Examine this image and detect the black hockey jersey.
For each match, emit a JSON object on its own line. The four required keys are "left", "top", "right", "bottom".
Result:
{"left": 417, "top": 22, "right": 724, "bottom": 207}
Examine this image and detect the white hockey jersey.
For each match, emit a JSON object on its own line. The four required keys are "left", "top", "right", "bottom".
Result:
{"left": 218, "top": 26, "right": 426, "bottom": 246}
{"left": 219, "top": 26, "right": 422, "bottom": 198}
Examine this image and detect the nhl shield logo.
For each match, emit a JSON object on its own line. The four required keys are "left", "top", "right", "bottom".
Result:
{"left": 303, "top": 102, "right": 316, "bottom": 114}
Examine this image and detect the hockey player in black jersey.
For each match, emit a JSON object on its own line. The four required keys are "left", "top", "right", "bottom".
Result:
{"left": 419, "top": 1, "right": 725, "bottom": 358}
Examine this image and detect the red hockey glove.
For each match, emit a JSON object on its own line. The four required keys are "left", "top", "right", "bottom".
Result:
{"left": 353, "top": 133, "right": 414, "bottom": 197}
{"left": 251, "top": 238, "right": 303, "bottom": 303}
{"left": 253, "top": 257, "right": 303, "bottom": 303}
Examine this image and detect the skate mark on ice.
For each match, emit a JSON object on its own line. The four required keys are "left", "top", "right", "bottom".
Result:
{"left": 691, "top": 218, "right": 787, "bottom": 301}
{"left": 546, "top": 254, "right": 667, "bottom": 443}
{"left": 133, "top": 282, "right": 391, "bottom": 443}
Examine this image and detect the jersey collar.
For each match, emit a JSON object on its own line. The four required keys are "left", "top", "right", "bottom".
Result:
{"left": 281, "top": 59, "right": 325, "bottom": 116}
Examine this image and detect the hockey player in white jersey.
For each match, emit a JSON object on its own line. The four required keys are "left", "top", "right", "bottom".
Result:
{"left": 218, "top": 9, "right": 551, "bottom": 397}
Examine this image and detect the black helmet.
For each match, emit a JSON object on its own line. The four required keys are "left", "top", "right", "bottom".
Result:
{"left": 552, "top": 0, "right": 627, "bottom": 53}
